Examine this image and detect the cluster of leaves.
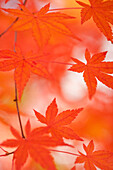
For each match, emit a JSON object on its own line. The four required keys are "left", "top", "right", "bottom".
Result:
{"left": 0, "top": 99, "right": 83, "bottom": 170}
{"left": 0, "top": 0, "right": 113, "bottom": 170}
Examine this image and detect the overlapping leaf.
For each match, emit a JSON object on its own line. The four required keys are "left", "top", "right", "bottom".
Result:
{"left": 0, "top": 46, "right": 49, "bottom": 100}
{"left": 76, "top": 0, "right": 113, "bottom": 43}
{"left": 75, "top": 140, "right": 113, "bottom": 169}
{"left": 68, "top": 49, "right": 113, "bottom": 99}
{"left": 1, "top": 3, "right": 79, "bottom": 47}
{"left": 0, "top": 120, "right": 69, "bottom": 170}
{"left": 34, "top": 98, "right": 83, "bottom": 141}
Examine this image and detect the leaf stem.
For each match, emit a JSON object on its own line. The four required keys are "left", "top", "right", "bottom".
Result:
{"left": 37, "top": 59, "right": 74, "bottom": 66}
{"left": 49, "top": 149, "right": 79, "bottom": 156}
{"left": 0, "top": 151, "right": 14, "bottom": 157}
{"left": 0, "top": 146, "right": 8, "bottom": 153}
{"left": 0, "top": 0, "right": 27, "bottom": 38}
{"left": 49, "top": 7, "right": 82, "bottom": 11}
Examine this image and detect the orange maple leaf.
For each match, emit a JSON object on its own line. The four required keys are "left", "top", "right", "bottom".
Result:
{"left": 76, "top": 0, "right": 113, "bottom": 43}
{"left": 0, "top": 46, "right": 49, "bottom": 100}
{"left": 34, "top": 98, "right": 83, "bottom": 141}
{"left": 75, "top": 140, "right": 113, "bottom": 170}
{"left": 68, "top": 49, "right": 113, "bottom": 99}
{"left": 1, "top": 3, "right": 79, "bottom": 47}
{"left": 0, "top": 120, "right": 68, "bottom": 170}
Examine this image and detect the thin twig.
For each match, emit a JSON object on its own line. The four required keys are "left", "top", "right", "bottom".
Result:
{"left": 49, "top": 149, "right": 80, "bottom": 156}
{"left": 0, "top": 0, "right": 27, "bottom": 38}
{"left": 14, "top": 81, "right": 25, "bottom": 138}
{"left": 13, "top": 32, "right": 25, "bottom": 138}
{"left": 12, "top": 0, "right": 28, "bottom": 139}
{"left": 0, "top": 18, "right": 19, "bottom": 38}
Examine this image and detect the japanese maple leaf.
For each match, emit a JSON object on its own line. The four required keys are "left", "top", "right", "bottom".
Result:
{"left": 34, "top": 98, "right": 83, "bottom": 141}
{"left": 68, "top": 49, "right": 113, "bottom": 99}
{"left": 75, "top": 140, "right": 113, "bottom": 169}
{"left": 1, "top": 3, "right": 79, "bottom": 47}
{"left": 76, "top": 0, "right": 113, "bottom": 43}
{"left": 0, "top": 46, "right": 49, "bottom": 100}
{"left": 0, "top": 120, "right": 69, "bottom": 170}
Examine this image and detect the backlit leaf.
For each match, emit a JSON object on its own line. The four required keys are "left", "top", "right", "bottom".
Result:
{"left": 76, "top": 0, "right": 113, "bottom": 43}
{"left": 75, "top": 140, "right": 113, "bottom": 169}
{"left": 69, "top": 49, "right": 113, "bottom": 99}
{"left": 34, "top": 98, "right": 83, "bottom": 140}
{"left": 0, "top": 47, "right": 49, "bottom": 100}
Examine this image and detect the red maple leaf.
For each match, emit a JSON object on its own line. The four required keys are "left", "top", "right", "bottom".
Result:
{"left": 0, "top": 120, "right": 69, "bottom": 170}
{"left": 76, "top": 0, "right": 113, "bottom": 43}
{"left": 34, "top": 98, "right": 83, "bottom": 141}
{"left": 0, "top": 46, "right": 49, "bottom": 100}
{"left": 1, "top": 3, "right": 80, "bottom": 47}
{"left": 75, "top": 140, "right": 113, "bottom": 169}
{"left": 68, "top": 49, "right": 113, "bottom": 99}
